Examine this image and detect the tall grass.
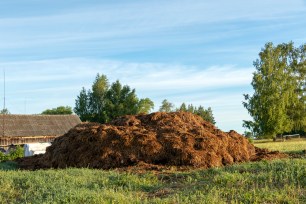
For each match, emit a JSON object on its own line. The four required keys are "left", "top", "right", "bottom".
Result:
{"left": 0, "top": 159, "right": 305, "bottom": 203}
{"left": 0, "top": 167, "right": 160, "bottom": 203}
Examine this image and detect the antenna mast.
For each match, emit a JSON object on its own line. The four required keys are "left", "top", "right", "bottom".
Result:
{"left": 4, "top": 69, "right": 5, "bottom": 112}
{"left": 2, "top": 69, "right": 5, "bottom": 137}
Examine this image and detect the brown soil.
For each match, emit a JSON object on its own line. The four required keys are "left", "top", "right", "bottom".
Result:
{"left": 250, "top": 147, "right": 287, "bottom": 161}
{"left": 17, "top": 112, "right": 287, "bottom": 170}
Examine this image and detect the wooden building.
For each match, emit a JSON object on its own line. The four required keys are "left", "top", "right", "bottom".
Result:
{"left": 0, "top": 114, "right": 81, "bottom": 146}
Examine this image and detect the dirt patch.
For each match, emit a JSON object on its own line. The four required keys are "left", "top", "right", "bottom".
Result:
{"left": 17, "top": 112, "right": 287, "bottom": 170}
{"left": 250, "top": 147, "right": 287, "bottom": 161}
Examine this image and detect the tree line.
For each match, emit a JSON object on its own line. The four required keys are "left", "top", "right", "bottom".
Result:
{"left": 37, "top": 41, "right": 306, "bottom": 139}
{"left": 73, "top": 74, "right": 215, "bottom": 124}
{"left": 159, "top": 99, "right": 215, "bottom": 124}
{"left": 243, "top": 42, "right": 306, "bottom": 139}
{"left": 4, "top": 41, "right": 304, "bottom": 139}
{"left": 1, "top": 74, "right": 216, "bottom": 125}
{"left": 74, "top": 74, "right": 154, "bottom": 123}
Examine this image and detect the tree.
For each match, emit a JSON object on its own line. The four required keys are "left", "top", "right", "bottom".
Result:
{"left": 187, "top": 104, "right": 195, "bottom": 113}
{"left": 288, "top": 43, "right": 306, "bottom": 133}
{"left": 159, "top": 99, "right": 174, "bottom": 112}
{"left": 196, "top": 106, "right": 215, "bottom": 125}
{"left": 90, "top": 74, "right": 109, "bottom": 122}
{"left": 177, "top": 103, "right": 216, "bottom": 124}
{"left": 74, "top": 74, "right": 155, "bottom": 123}
{"left": 138, "top": 98, "right": 154, "bottom": 114}
{"left": 179, "top": 103, "right": 187, "bottom": 111}
{"left": 74, "top": 88, "right": 92, "bottom": 121}
{"left": 243, "top": 42, "right": 306, "bottom": 138}
{"left": 42, "top": 106, "right": 73, "bottom": 115}
{"left": 244, "top": 131, "right": 253, "bottom": 139}
{"left": 0, "top": 108, "right": 10, "bottom": 114}
{"left": 104, "top": 80, "right": 140, "bottom": 121}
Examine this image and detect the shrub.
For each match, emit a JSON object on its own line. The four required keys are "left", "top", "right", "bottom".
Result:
{"left": 247, "top": 138, "right": 254, "bottom": 144}
{"left": 0, "top": 146, "right": 24, "bottom": 162}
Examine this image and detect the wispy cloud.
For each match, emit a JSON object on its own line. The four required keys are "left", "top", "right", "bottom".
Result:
{"left": 0, "top": 0, "right": 305, "bottom": 133}
{"left": 1, "top": 58, "right": 253, "bottom": 132}
{"left": 0, "top": 0, "right": 305, "bottom": 50}
{"left": 1, "top": 58, "right": 253, "bottom": 90}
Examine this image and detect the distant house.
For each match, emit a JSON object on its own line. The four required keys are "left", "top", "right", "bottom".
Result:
{"left": 0, "top": 114, "right": 81, "bottom": 146}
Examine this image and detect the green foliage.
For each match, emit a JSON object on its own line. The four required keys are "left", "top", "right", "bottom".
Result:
{"left": 159, "top": 99, "right": 175, "bottom": 112}
{"left": 187, "top": 104, "right": 195, "bottom": 113}
{"left": 74, "top": 74, "right": 154, "bottom": 123}
{"left": 179, "top": 103, "right": 187, "bottom": 111}
{"left": 178, "top": 103, "right": 216, "bottom": 125}
{"left": 160, "top": 100, "right": 216, "bottom": 124}
{"left": 243, "top": 42, "right": 306, "bottom": 138}
{"left": 244, "top": 131, "right": 253, "bottom": 138}
{"left": 0, "top": 146, "right": 24, "bottom": 162}
{"left": 74, "top": 87, "right": 92, "bottom": 121}
{"left": 90, "top": 74, "right": 109, "bottom": 122}
{"left": 196, "top": 106, "right": 215, "bottom": 125}
{"left": 0, "top": 152, "right": 6, "bottom": 162}
{"left": 41, "top": 106, "right": 73, "bottom": 115}
{"left": 104, "top": 80, "right": 140, "bottom": 121}
{"left": 0, "top": 161, "right": 18, "bottom": 170}
{"left": 0, "top": 108, "right": 10, "bottom": 114}
{"left": 9, "top": 146, "right": 24, "bottom": 160}
{"left": 138, "top": 98, "right": 154, "bottom": 114}
{"left": 247, "top": 138, "right": 254, "bottom": 144}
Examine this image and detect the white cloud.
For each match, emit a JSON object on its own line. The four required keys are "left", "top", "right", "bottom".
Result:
{"left": 0, "top": 1, "right": 304, "bottom": 134}
{"left": 1, "top": 58, "right": 253, "bottom": 90}
{"left": 1, "top": 58, "right": 253, "bottom": 132}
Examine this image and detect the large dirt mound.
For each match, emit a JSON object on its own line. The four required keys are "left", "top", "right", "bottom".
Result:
{"left": 17, "top": 112, "right": 286, "bottom": 170}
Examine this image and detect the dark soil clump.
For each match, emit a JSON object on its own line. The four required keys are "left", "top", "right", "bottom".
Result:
{"left": 17, "top": 112, "right": 287, "bottom": 170}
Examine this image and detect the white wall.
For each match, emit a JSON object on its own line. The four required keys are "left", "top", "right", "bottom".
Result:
{"left": 24, "top": 143, "right": 51, "bottom": 157}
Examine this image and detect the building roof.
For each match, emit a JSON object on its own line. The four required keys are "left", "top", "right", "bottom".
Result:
{"left": 0, "top": 114, "right": 81, "bottom": 137}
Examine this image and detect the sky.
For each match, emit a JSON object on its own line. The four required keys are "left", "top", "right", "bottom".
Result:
{"left": 0, "top": 0, "right": 306, "bottom": 133}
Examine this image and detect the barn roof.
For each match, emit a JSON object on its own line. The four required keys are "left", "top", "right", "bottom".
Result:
{"left": 0, "top": 114, "right": 81, "bottom": 137}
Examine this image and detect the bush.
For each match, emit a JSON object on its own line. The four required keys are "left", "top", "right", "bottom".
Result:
{"left": 0, "top": 146, "right": 24, "bottom": 162}
{"left": 247, "top": 138, "right": 254, "bottom": 144}
{"left": 0, "top": 152, "right": 7, "bottom": 162}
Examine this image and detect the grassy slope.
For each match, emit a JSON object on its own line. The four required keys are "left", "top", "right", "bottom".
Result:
{"left": 0, "top": 141, "right": 305, "bottom": 204}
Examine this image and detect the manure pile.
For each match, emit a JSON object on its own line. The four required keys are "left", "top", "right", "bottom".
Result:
{"left": 18, "top": 112, "right": 286, "bottom": 170}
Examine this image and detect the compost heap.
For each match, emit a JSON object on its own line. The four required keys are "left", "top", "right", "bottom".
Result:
{"left": 18, "top": 112, "right": 286, "bottom": 170}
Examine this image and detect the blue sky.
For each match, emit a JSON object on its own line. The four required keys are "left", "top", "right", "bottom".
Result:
{"left": 0, "top": 0, "right": 306, "bottom": 133}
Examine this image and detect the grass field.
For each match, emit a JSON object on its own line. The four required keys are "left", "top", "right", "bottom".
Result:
{"left": 0, "top": 140, "right": 305, "bottom": 203}
{"left": 254, "top": 138, "right": 306, "bottom": 154}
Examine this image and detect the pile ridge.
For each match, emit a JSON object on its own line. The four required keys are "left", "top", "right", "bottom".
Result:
{"left": 17, "top": 112, "right": 286, "bottom": 170}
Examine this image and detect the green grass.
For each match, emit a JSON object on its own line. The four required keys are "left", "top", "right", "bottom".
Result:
{"left": 0, "top": 140, "right": 305, "bottom": 203}
{"left": 0, "top": 159, "right": 305, "bottom": 203}
{"left": 254, "top": 139, "right": 306, "bottom": 153}
{"left": 0, "top": 161, "right": 18, "bottom": 171}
